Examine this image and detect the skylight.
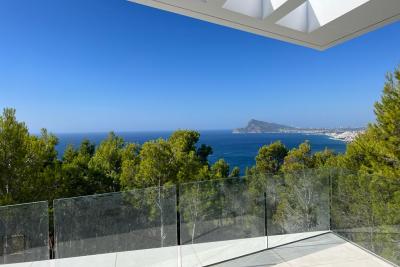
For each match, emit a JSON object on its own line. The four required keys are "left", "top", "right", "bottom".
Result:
{"left": 277, "top": 0, "right": 371, "bottom": 32}
{"left": 223, "top": 0, "right": 288, "bottom": 19}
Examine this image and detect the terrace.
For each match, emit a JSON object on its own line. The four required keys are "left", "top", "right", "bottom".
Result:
{"left": 0, "top": 170, "right": 398, "bottom": 266}
{"left": 1, "top": 1, "right": 399, "bottom": 267}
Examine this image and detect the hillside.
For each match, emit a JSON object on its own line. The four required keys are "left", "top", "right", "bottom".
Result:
{"left": 233, "top": 119, "right": 297, "bottom": 133}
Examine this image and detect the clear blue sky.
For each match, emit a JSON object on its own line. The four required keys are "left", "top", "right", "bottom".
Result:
{"left": 0, "top": 0, "right": 399, "bottom": 133}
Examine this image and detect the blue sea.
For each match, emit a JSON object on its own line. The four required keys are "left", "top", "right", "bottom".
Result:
{"left": 56, "top": 130, "right": 346, "bottom": 173}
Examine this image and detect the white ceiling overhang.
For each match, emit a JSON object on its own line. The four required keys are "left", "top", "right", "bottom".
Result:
{"left": 129, "top": 0, "right": 400, "bottom": 50}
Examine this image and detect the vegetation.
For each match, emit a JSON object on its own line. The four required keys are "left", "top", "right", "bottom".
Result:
{"left": 0, "top": 67, "right": 399, "bottom": 263}
{"left": 331, "top": 67, "right": 400, "bottom": 263}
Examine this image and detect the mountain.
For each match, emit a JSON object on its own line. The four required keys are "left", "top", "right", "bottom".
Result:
{"left": 233, "top": 119, "right": 297, "bottom": 133}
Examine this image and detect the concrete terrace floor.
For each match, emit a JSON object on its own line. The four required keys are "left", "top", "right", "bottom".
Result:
{"left": 213, "top": 233, "right": 393, "bottom": 267}
{"left": 3, "top": 232, "right": 395, "bottom": 267}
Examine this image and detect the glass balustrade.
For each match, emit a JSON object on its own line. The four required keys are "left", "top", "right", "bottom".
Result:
{"left": 331, "top": 170, "right": 400, "bottom": 265}
{"left": 53, "top": 185, "right": 177, "bottom": 259}
{"left": 0, "top": 169, "right": 397, "bottom": 266}
{"left": 179, "top": 178, "right": 266, "bottom": 266}
{"left": 0, "top": 201, "right": 49, "bottom": 265}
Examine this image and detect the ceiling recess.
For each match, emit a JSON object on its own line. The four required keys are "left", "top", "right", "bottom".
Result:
{"left": 129, "top": 0, "right": 400, "bottom": 50}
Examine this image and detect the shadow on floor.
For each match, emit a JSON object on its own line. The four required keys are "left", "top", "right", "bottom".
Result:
{"left": 210, "top": 233, "right": 375, "bottom": 267}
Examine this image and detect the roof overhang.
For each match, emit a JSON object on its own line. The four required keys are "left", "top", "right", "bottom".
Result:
{"left": 129, "top": 0, "right": 400, "bottom": 50}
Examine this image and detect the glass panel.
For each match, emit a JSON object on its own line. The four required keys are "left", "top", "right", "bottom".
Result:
{"left": 0, "top": 201, "right": 49, "bottom": 264}
{"left": 179, "top": 178, "right": 266, "bottom": 267}
{"left": 331, "top": 170, "right": 400, "bottom": 265}
{"left": 54, "top": 185, "right": 177, "bottom": 260}
{"left": 266, "top": 169, "right": 331, "bottom": 248}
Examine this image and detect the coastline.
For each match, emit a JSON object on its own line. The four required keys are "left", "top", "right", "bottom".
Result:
{"left": 232, "top": 130, "right": 364, "bottom": 143}
{"left": 324, "top": 131, "right": 364, "bottom": 143}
